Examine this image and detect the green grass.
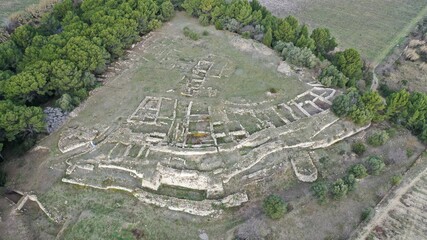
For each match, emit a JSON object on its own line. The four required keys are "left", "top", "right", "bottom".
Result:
{"left": 0, "top": 0, "right": 40, "bottom": 20}
{"left": 263, "top": 0, "right": 427, "bottom": 62}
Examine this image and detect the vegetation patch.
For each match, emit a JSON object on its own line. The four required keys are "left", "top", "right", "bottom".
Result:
{"left": 262, "top": 194, "right": 287, "bottom": 219}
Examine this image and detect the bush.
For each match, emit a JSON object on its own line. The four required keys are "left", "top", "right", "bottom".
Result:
{"left": 349, "top": 164, "right": 368, "bottom": 179}
{"left": 57, "top": 93, "right": 74, "bottom": 112}
{"left": 352, "top": 141, "right": 366, "bottom": 155}
{"left": 367, "top": 131, "right": 389, "bottom": 147}
{"left": 330, "top": 178, "right": 348, "bottom": 200}
{"left": 361, "top": 207, "right": 375, "bottom": 221}
{"left": 241, "top": 31, "right": 251, "bottom": 39}
{"left": 198, "top": 14, "right": 210, "bottom": 26}
{"left": 262, "top": 194, "right": 287, "bottom": 219}
{"left": 311, "top": 181, "right": 329, "bottom": 204}
{"left": 183, "top": 27, "right": 200, "bottom": 40}
{"left": 343, "top": 174, "right": 357, "bottom": 192}
{"left": 391, "top": 174, "right": 402, "bottom": 186}
{"left": 214, "top": 20, "right": 223, "bottom": 30}
{"left": 365, "top": 156, "right": 385, "bottom": 175}
{"left": 202, "top": 30, "right": 209, "bottom": 36}
{"left": 0, "top": 170, "right": 6, "bottom": 187}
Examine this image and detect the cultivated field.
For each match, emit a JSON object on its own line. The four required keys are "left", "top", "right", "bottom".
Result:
{"left": 352, "top": 153, "right": 427, "bottom": 239}
{"left": 0, "top": 0, "right": 40, "bottom": 20}
{"left": 259, "top": 0, "right": 427, "bottom": 63}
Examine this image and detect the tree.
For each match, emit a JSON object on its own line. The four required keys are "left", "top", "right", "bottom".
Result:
{"left": 319, "top": 65, "right": 348, "bottom": 88}
{"left": 0, "top": 100, "right": 45, "bottom": 141}
{"left": 281, "top": 43, "right": 317, "bottom": 68}
{"left": 334, "top": 48, "right": 363, "bottom": 81}
{"left": 330, "top": 178, "right": 348, "bottom": 200}
{"left": 386, "top": 89, "right": 410, "bottom": 119}
{"left": 274, "top": 20, "right": 295, "bottom": 43}
{"left": 62, "top": 36, "right": 108, "bottom": 73}
{"left": 365, "top": 156, "right": 385, "bottom": 175}
{"left": 49, "top": 59, "right": 83, "bottom": 93}
{"left": 361, "top": 91, "right": 386, "bottom": 122}
{"left": 1, "top": 71, "right": 47, "bottom": 103}
{"left": 0, "top": 41, "right": 22, "bottom": 71}
{"left": 349, "top": 164, "right": 368, "bottom": 179}
{"left": 311, "top": 28, "right": 337, "bottom": 57}
{"left": 11, "top": 25, "right": 36, "bottom": 49}
{"left": 262, "top": 194, "right": 287, "bottom": 219}
{"left": 331, "top": 89, "right": 360, "bottom": 117}
{"left": 262, "top": 28, "right": 272, "bottom": 47}
{"left": 160, "top": 1, "right": 175, "bottom": 21}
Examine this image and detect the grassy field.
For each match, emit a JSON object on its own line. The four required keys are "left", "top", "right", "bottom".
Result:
{"left": 260, "top": 0, "right": 427, "bottom": 63}
{"left": 0, "top": 0, "right": 40, "bottom": 20}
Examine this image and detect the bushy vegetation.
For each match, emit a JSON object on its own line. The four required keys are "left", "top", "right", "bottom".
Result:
{"left": 183, "top": 26, "right": 200, "bottom": 40}
{"left": 351, "top": 141, "right": 366, "bottom": 156}
{"left": 311, "top": 154, "right": 390, "bottom": 204}
{"left": 361, "top": 207, "right": 375, "bottom": 222}
{"left": 333, "top": 87, "right": 427, "bottom": 144}
{"left": 281, "top": 43, "right": 318, "bottom": 68}
{"left": 310, "top": 181, "right": 328, "bottom": 204}
{"left": 391, "top": 174, "right": 403, "bottom": 186}
{"left": 262, "top": 194, "right": 287, "bottom": 219}
{"left": 181, "top": 0, "right": 361, "bottom": 72}
{"left": 367, "top": 131, "right": 390, "bottom": 147}
{"left": 319, "top": 65, "right": 349, "bottom": 88}
{"left": 365, "top": 156, "right": 385, "bottom": 175}
{"left": 330, "top": 178, "right": 349, "bottom": 200}
{"left": 0, "top": 170, "right": 6, "bottom": 187}
{"left": 348, "top": 164, "right": 368, "bottom": 179}
{"left": 0, "top": 0, "right": 172, "bottom": 154}
{"left": 332, "top": 89, "right": 385, "bottom": 125}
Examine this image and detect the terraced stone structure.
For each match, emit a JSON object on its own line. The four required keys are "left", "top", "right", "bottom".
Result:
{"left": 57, "top": 17, "right": 367, "bottom": 216}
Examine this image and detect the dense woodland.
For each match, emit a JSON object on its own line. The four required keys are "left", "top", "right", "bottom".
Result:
{"left": 0, "top": 0, "right": 426, "bottom": 157}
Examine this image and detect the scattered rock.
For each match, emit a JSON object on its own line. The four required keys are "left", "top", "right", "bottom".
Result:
{"left": 43, "top": 107, "right": 68, "bottom": 133}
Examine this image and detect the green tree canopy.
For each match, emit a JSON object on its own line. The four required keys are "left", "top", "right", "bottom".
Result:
{"left": 334, "top": 48, "right": 363, "bottom": 80}
{"left": 311, "top": 28, "right": 337, "bottom": 57}
{"left": 0, "top": 101, "right": 45, "bottom": 141}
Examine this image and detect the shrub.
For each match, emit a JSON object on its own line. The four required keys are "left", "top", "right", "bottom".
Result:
{"left": 57, "top": 93, "right": 74, "bottom": 112}
{"left": 202, "top": 30, "right": 209, "bottom": 36}
{"left": 343, "top": 174, "right": 357, "bottom": 192}
{"left": 361, "top": 207, "right": 375, "bottom": 221}
{"left": 241, "top": 31, "right": 251, "bottom": 39}
{"left": 214, "top": 20, "right": 223, "bottom": 30}
{"left": 262, "top": 194, "right": 287, "bottom": 219}
{"left": 198, "top": 14, "right": 210, "bottom": 26}
{"left": 330, "top": 178, "right": 348, "bottom": 200}
{"left": 352, "top": 141, "right": 366, "bottom": 155}
{"left": 391, "top": 174, "right": 402, "bottom": 186}
{"left": 183, "top": 27, "right": 200, "bottom": 40}
{"left": 367, "top": 131, "right": 389, "bottom": 147}
{"left": 0, "top": 170, "right": 6, "bottom": 187}
{"left": 365, "top": 156, "right": 385, "bottom": 175}
{"left": 349, "top": 164, "right": 368, "bottom": 179}
{"left": 311, "top": 181, "right": 328, "bottom": 204}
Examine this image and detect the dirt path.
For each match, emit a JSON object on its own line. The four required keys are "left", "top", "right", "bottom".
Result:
{"left": 352, "top": 154, "right": 427, "bottom": 239}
